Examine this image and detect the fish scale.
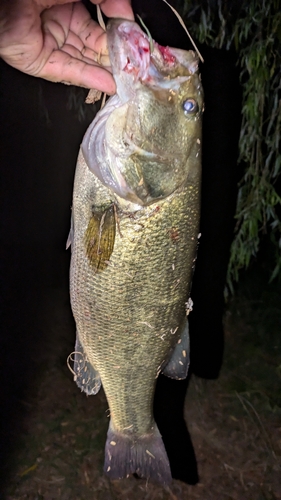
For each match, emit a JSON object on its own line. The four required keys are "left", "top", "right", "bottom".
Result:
{"left": 69, "top": 18, "right": 203, "bottom": 485}
{"left": 71, "top": 150, "right": 199, "bottom": 433}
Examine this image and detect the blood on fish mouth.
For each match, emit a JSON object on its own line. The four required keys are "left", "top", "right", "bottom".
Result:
{"left": 156, "top": 43, "right": 176, "bottom": 64}
{"left": 119, "top": 24, "right": 176, "bottom": 79}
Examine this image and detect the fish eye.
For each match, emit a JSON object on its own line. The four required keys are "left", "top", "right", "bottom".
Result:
{"left": 182, "top": 98, "right": 198, "bottom": 114}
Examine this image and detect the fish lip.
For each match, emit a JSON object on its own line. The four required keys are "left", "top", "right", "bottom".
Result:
{"left": 107, "top": 19, "right": 151, "bottom": 86}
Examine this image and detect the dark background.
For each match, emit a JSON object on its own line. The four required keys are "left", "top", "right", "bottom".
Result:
{"left": 0, "top": 0, "right": 243, "bottom": 492}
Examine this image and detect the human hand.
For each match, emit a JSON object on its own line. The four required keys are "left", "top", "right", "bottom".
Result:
{"left": 0, "top": 0, "right": 133, "bottom": 93}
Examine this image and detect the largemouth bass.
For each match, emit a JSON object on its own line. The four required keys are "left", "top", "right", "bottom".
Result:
{"left": 69, "top": 18, "right": 203, "bottom": 486}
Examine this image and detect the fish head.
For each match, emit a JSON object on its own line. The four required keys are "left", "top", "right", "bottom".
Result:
{"left": 82, "top": 19, "right": 203, "bottom": 206}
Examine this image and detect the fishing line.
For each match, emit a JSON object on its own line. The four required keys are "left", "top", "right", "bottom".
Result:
{"left": 161, "top": 0, "right": 204, "bottom": 63}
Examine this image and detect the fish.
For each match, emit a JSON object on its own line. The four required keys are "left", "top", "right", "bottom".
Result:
{"left": 69, "top": 18, "right": 203, "bottom": 486}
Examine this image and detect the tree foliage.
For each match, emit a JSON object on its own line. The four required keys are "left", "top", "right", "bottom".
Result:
{"left": 180, "top": 0, "right": 281, "bottom": 287}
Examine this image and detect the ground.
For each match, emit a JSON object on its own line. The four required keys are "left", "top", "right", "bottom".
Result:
{"left": 3, "top": 264, "right": 281, "bottom": 500}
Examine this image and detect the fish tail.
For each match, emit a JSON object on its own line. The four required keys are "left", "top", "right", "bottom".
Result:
{"left": 104, "top": 421, "right": 172, "bottom": 486}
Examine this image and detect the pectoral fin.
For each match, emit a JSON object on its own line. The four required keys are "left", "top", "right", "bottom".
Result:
{"left": 84, "top": 204, "right": 115, "bottom": 272}
{"left": 162, "top": 319, "right": 190, "bottom": 380}
{"left": 73, "top": 335, "right": 101, "bottom": 395}
{"left": 66, "top": 213, "right": 74, "bottom": 250}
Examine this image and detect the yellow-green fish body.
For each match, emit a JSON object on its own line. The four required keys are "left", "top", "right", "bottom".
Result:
{"left": 69, "top": 18, "right": 203, "bottom": 485}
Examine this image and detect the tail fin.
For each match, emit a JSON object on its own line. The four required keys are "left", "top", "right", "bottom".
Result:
{"left": 104, "top": 421, "right": 172, "bottom": 486}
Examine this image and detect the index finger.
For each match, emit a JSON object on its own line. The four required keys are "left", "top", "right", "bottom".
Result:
{"left": 40, "top": 48, "right": 116, "bottom": 93}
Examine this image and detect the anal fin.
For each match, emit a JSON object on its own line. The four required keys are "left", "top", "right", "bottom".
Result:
{"left": 73, "top": 335, "right": 101, "bottom": 395}
{"left": 162, "top": 319, "right": 190, "bottom": 380}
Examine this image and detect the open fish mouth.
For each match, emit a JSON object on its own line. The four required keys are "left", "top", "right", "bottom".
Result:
{"left": 111, "top": 21, "right": 152, "bottom": 82}
{"left": 107, "top": 18, "right": 199, "bottom": 99}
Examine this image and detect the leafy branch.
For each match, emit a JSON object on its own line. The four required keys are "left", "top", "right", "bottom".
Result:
{"left": 181, "top": 0, "right": 281, "bottom": 287}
